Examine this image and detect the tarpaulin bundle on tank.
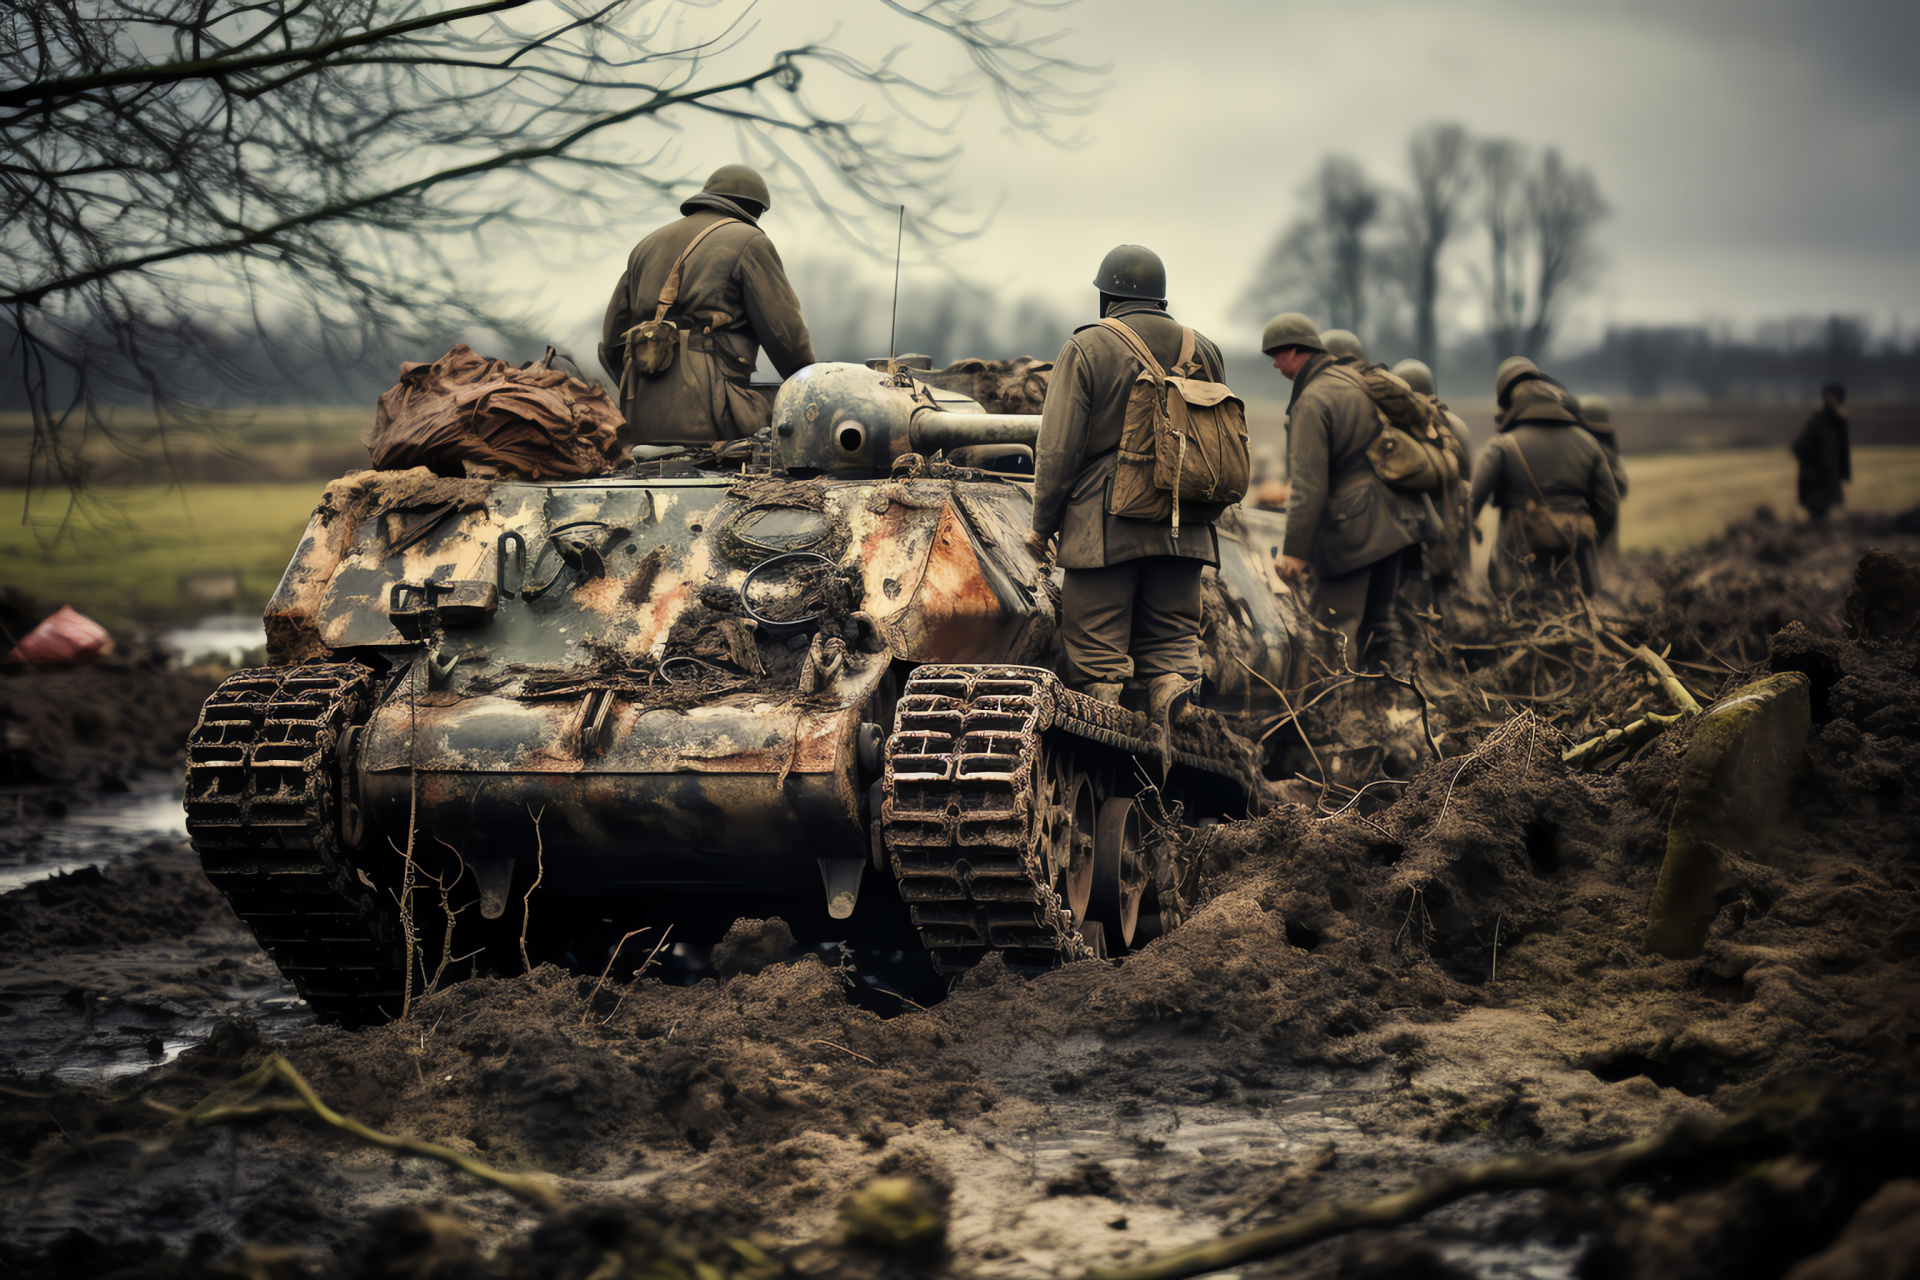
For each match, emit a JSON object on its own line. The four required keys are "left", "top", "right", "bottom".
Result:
{"left": 924, "top": 356, "right": 1053, "bottom": 415}
{"left": 368, "top": 344, "right": 624, "bottom": 480}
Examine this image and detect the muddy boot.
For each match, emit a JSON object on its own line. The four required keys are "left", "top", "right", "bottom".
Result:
{"left": 1146, "top": 673, "right": 1196, "bottom": 772}
{"left": 1079, "top": 681, "right": 1124, "bottom": 705}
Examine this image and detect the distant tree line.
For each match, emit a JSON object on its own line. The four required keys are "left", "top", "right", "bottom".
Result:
{"left": 1559, "top": 316, "right": 1920, "bottom": 403}
{"left": 1239, "top": 123, "right": 1607, "bottom": 369}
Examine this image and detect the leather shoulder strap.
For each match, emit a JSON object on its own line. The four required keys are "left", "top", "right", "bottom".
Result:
{"left": 1173, "top": 326, "right": 1197, "bottom": 377}
{"left": 1509, "top": 434, "right": 1551, "bottom": 505}
{"left": 654, "top": 218, "right": 741, "bottom": 322}
{"left": 1095, "top": 317, "right": 1166, "bottom": 382}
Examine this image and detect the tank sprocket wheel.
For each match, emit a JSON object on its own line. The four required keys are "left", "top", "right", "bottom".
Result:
{"left": 184, "top": 662, "right": 408, "bottom": 1026}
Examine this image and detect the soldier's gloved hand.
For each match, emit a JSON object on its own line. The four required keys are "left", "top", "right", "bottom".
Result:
{"left": 1275, "top": 554, "right": 1312, "bottom": 586}
{"left": 1023, "top": 529, "right": 1056, "bottom": 561}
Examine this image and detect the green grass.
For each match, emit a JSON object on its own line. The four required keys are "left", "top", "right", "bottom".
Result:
{"left": 0, "top": 482, "right": 328, "bottom": 631}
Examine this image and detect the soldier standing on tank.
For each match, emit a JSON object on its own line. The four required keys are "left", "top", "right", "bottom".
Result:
{"left": 1263, "top": 313, "right": 1423, "bottom": 669}
{"left": 1472, "top": 365, "right": 1620, "bottom": 599}
{"left": 601, "top": 165, "right": 816, "bottom": 447}
{"left": 1031, "top": 245, "right": 1231, "bottom": 736}
{"left": 1791, "top": 383, "right": 1851, "bottom": 523}
{"left": 1391, "top": 359, "right": 1474, "bottom": 610}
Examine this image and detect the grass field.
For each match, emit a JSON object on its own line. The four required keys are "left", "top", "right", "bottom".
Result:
{"left": 1591, "top": 445, "right": 1920, "bottom": 553}
{"left": 0, "top": 481, "right": 328, "bottom": 631}
{"left": 1, "top": 446, "right": 1916, "bottom": 636}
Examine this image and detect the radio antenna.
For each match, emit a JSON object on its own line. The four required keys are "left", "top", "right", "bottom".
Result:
{"left": 886, "top": 205, "right": 905, "bottom": 376}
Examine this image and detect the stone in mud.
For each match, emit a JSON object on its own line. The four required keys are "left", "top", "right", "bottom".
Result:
{"left": 1648, "top": 672, "right": 1813, "bottom": 959}
{"left": 838, "top": 1176, "right": 948, "bottom": 1254}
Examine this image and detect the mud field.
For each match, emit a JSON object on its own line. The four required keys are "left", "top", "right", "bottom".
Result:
{"left": 3, "top": 510, "right": 1919, "bottom": 1280}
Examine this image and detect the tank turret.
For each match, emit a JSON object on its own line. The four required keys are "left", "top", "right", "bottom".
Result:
{"left": 772, "top": 362, "right": 1041, "bottom": 475}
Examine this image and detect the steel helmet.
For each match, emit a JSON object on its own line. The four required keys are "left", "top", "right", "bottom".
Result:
{"left": 1495, "top": 356, "right": 1541, "bottom": 405}
{"left": 1260, "top": 313, "right": 1326, "bottom": 356}
{"left": 1321, "top": 329, "right": 1367, "bottom": 364}
{"left": 695, "top": 164, "right": 771, "bottom": 211}
{"left": 1391, "top": 359, "right": 1435, "bottom": 396}
{"left": 1092, "top": 245, "right": 1167, "bottom": 300}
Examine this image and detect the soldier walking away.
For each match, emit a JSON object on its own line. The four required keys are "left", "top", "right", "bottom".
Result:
{"left": 1321, "top": 329, "right": 1368, "bottom": 366}
{"left": 1032, "top": 245, "right": 1232, "bottom": 740}
{"left": 1472, "top": 366, "right": 1620, "bottom": 600}
{"left": 1391, "top": 358, "right": 1474, "bottom": 610}
{"left": 1571, "top": 392, "right": 1628, "bottom": 560}
{"left": 1792, "top": 383, "right": 1851, "bottom": 523}
{"left": 1264, "top": 313, "right": 1423, "bottom": 669}
{"left": 600, "top": 165, "right": 816, "bottom": 447}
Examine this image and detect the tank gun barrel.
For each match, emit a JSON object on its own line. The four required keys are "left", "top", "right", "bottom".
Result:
{"left": 907, "top": 410, "right": 1040, "bottom": 454}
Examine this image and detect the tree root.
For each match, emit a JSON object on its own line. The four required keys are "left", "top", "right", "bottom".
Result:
{"left": 1561, "top": 645, "right": 1705, "bottom": 769}
{"left": 149, "top": 1053, "right": 562, "bottom": 1209}
{"left": 1084, "top": 1105, "right": 1797, "bottom": 1280}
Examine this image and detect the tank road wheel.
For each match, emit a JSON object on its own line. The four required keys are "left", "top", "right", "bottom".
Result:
{"left": 1091, "top": 795, "right": 1149, "bottom": 951}
{"left": 1059, "top": 772, "right": 1097, "bottom": 924}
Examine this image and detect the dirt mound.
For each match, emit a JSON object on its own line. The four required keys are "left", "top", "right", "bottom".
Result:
{"left": 0, "top": 841, "right": 235, "bottom": 951}
{"left": 0, "top": 663, "right": 218, "bottom": 792}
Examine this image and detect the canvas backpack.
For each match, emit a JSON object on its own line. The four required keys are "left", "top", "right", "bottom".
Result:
{"left": 1321, "top": 363, "right": 1463, "bottom": 495}
{"left": 1509, "top": 441, "right": 1598, "bottom": 555}
{"left": 619, "top": 217, "right": 740, "bottom": 398}
{"left": 1097, "top": 319, "right": 1250, "bottom": 538}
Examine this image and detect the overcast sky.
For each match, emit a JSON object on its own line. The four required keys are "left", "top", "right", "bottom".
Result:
{"left": 525, "top": 0, "right": 1920, "bottom": 363}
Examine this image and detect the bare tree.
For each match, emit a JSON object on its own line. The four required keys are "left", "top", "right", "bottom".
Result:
{"left": 1, "top": 0, "right": 1101, "bottom": 506}
{"left": 1521, "top": 148, "right": 1607, "bottom": 359}
{"left": 1398, "top": 123, "right": 1473, "bottom": 368}
{"left": 1477, "top": 137, "right": 1529, "bottom": 360}
{"left": 1240, "top": 154, "right": 1380, "bottom": 336}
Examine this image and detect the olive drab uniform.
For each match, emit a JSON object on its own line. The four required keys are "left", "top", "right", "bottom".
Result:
{"left": 1033, "top": 300, "right": 1231, "bottom": 689}
{"left": 1471, "top": 380, "right": 1621, "bottom": 598}
{"left": 600, "top": 194, "right": 815, "bottom": 446}
{"left": 1424, "top": 400, "right": 1475, "bottom": 598}
{"left": 1280, "top": 351, "right": 1424, "bottom": 665}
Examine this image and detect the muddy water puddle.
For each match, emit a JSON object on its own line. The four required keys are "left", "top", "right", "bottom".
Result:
{"left": 0, "top": 774, "right": 186, "bottom": 892}
{"left": 0, "top": 776, "right": 315, "bottom": 1084}
{"left": 967, "top": 1034, "right": 1584, "bottom": 1279}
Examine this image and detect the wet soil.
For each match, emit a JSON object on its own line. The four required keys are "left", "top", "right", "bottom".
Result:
{"left": 3, "top": 512, "right": 1919, "bottom": 1279}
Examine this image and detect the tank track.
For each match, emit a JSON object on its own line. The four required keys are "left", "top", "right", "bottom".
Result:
{"left": 881, "top": 664, "right": 1250, "bottom": 974}
{"left": 183, "top": 663, "right": 405, "bottom": 1026}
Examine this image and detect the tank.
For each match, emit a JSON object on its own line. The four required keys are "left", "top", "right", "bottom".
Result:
{"left": 183, "top": 361, "right": 1308, "bottom": 1024}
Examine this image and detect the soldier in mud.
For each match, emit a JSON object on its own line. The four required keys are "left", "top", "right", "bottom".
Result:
{"left": 1391, "top": 358, "right": 1474, "bottom": 610}
{"left": 1791, "top": 382, "right": 1851, "bottom": 523}
{"left": 600, "top": 165, "right": 816, "bottom": 447}
{"left": 1264, "top": 313, "right": 1423, "bottom": 668}
{"left": 1031, "top": 244, "right": 1230, "bottom": 736}
{"left": 1473, "top": 362, "right": 1621, "bottom": 599}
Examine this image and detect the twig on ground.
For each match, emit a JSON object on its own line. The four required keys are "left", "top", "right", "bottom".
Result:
{"left": 583, "top": 927, "right": 649, "bottom": 1024}
{"left": 151, "top": 1054, "right": 561, "bottom": 1209}
{"left": 520, "top": 805, "right": 546, "bottom": 973}
{"left": 1083, "top": 1107, "right": 1795, "bottom": 1280}
{"left": 810, "top": 1039, "right": 876, "bottom": 1065}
